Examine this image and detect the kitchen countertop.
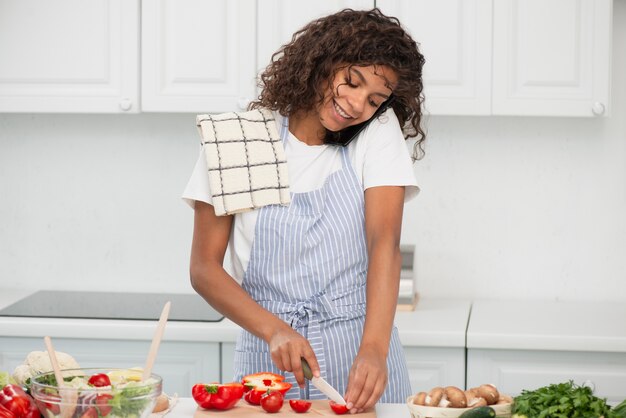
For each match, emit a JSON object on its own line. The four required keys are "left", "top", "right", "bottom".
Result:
{"left": 467, "top": 298, "right": 626, "bottom": 352}
{"left": 164, "top": 398, "right": 411, "bottom": 418}
{"left": 0, "top": 289, "right": 470, "bottom": 348}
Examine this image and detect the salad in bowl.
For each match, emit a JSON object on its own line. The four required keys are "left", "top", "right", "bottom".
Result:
{"left": 30, "top": 368, "right": 161, "bottom": 418}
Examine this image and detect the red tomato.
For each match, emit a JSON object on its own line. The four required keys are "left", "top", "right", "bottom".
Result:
{"left": 79, "top": 408, "right": 98, "bottom": 418}
{"left": 95, "top": 394, "right": 113, "bottom": 416}
{"left": 329, "top": 400, "right": 349, "bottom": 415}
{"left": 260, "top": 391, "right": 284, "bottom": 414}
{"left": 39, "top": 394, "right": 61, "bottom": 415}
{"left": 289, "top": 399, "right": 312, "bottom": 413}
{"left": 87, "top": 374, "right": 111, "bottom": 387}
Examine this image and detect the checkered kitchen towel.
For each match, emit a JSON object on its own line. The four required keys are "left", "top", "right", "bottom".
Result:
{"left": 196, "top": 108, "right": 290, "bottom": 216}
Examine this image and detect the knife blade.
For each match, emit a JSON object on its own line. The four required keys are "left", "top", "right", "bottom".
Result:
{"left": 301, "top": 358, "right": 347, "bottom": 405}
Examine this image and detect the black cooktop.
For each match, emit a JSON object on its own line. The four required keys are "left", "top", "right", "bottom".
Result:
{"left": 0, "top": 291, "right": 224, "bottom": 322}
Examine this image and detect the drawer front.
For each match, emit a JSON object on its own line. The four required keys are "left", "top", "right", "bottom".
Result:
{"left": 467, "top": 348, "right": 626, "bottom": 404}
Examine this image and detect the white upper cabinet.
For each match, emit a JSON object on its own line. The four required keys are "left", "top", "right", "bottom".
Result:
{"left": 377, "top": 0, "right": 493, "bottom": 115}
{"left": 0, "top": 0, "right": 612, "bottom": 116}
{"left": 492, "top": 0, "right": 612, "bottom": 117}
{"left": 0, "top": 0, "right": 139, "bottom": 113}
{"left": 141, "top": 0, "right": 257, "bottom": 113}
{"left": 256, "top": 0, "right": 374, "bottom": 72}
{"left": 378, "top": 0, "right": 612, "bottom": 117}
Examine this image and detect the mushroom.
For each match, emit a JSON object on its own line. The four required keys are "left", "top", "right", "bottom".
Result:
{"left": 445, "top": 386, "right": 467, "bottom": 408}
{"left": 468, "top": 397, "right": 488, "bottom": 408}
{"left": 476, "top": 384, "right": 500, "bottom": 405}
{"left": 496, "top": 394, "right": 513, "bottom": 405}
{"left": 427, "top": 387, "right": 445, "bottom": 407}
{"left": 412, "top": 391, "right": 428, "bottom": 406}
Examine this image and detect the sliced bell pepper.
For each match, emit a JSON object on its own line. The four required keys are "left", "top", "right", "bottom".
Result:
{"left": 241, "top": 373, "right": 292, "bottom": 405}
{"left": 0, "top": 385, "right": 40, "bottom": 418}
{"left": 191, "top": 383, "right": 244, "bottom": 411}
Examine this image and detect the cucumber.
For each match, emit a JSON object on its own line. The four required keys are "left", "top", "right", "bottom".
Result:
{"left": 458, "top": 406, "right": 496, "bottom": 418}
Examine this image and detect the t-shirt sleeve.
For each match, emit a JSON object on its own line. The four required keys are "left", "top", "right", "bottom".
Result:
{"left": 181, "top": 148, "right": 213, "bottom": 209}
{"left": 352, "top": 108, "right": 420, "bottom": 202}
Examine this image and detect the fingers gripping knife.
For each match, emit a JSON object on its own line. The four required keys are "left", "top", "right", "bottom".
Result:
{"left": 301, "top": 358, "right": 347, "bottom": 405}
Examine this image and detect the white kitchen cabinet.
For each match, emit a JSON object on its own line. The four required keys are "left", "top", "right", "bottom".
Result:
{"left": 221, "top": 342, "right": 236, "bottom": 382}
{"left": 0, "top": 0, "right": 139, "bottom": 113}
{"left": 378, "top": 0, "right": 612, "bottom": 117}
{"left": 141, "top": 0, "right": 257, "bottom": 113}
{"left": 467, "top": 348, "right": 626, "bottom": 405}
{"left": 467, "top": 299, "right": 626, "bottom": 404}
{"left": 492, "top": 0, "right": 612, "bottom": 117}
{"left": 256, "top": 0, "right": 374, "bottom": 72}
{"left": 404, "top": 347, "right": 465, "bottom": 392}
{"left": 376, "top": 0, "right": 492, "bottom": 115}
{"left": 0, "top": 337, "right": 220, "bottom": 397}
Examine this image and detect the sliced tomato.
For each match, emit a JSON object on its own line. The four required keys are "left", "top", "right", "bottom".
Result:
{"left": 79, "top": 407, "right": 98, "bottom": 418}
{"left": 95, "top": 394, "right": 113, "bottom": 416}
{"left": 329, "top": 400, "right": 349, "bottom": 415}
{"left": 289, "top": 399, "right": 312, "bottom": 413}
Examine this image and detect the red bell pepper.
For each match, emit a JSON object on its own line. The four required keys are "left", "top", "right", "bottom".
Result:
{"left": 191, "top": 383, "right": 244, "bottom": 411}
{"left": 0, "top": 385, "right": 40, "bottom": 418}
{"left": 241, "top": 373, "right": 292, "bottom": 405}
{"left": 0, "top": 404, "right": 15, "bottom": 418}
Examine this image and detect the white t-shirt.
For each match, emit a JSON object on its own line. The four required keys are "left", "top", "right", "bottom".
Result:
{"left": 182, "top": 108, "right": 419, "bottom": 282}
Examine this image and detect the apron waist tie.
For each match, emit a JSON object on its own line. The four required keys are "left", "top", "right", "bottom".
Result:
{"left": 258, "top": 292, "right": 365, "bottom": 400}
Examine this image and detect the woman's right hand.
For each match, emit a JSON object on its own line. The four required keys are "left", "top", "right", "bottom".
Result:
{"left": 268, "top": 325, "right": 320, "bottom": 388}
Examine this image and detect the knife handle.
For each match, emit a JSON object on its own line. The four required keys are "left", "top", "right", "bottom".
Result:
{"left": 301, "top": 358, "right": 314, "bottom": 380}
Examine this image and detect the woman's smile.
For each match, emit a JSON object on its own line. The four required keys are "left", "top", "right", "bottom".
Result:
{"left": 332, "top": 99, "right": 354, "bottom": 120}
{"left": 321, "top": 64, "right": 397, "bottom": 132}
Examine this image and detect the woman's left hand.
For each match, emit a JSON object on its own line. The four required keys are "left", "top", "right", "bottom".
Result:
{"left": 344, "top": 346, "right": 388, "bottom": 414}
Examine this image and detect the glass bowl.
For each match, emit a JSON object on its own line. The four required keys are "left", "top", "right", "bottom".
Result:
{"left": 30, "top": 368, "right": 162, "bottom": 418}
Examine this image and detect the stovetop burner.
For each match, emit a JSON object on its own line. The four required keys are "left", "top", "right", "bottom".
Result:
{"left": 0, "top": 291, "right": 223, "bottom": 322}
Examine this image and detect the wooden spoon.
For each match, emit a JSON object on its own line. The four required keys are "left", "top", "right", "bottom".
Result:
{"left": 141, "top": 301, "right": 171, "bottom": 380}
{"left": 44, "top": 336, "right": 78, "bottom": 418}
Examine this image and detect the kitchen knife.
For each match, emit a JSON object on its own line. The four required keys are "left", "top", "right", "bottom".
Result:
{"left": 301, "top": 358, "right": 347, "bottom": 405}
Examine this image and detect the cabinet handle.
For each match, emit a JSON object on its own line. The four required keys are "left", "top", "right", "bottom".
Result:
{"left": 119, "top": 98, "right": 133, "bottom": 112}
{"left": 591, "top": 102, "right": 605, "bottom": 116}
{"left": 582, "top": 380, "right": 596, "bottom": 392}
{"left": 238, "top": 97, "right": 251, "bottom": 110}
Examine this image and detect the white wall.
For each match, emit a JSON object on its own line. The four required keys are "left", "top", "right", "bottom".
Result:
{"left": 1, "top": 3, "right": 625, "bottom": 302}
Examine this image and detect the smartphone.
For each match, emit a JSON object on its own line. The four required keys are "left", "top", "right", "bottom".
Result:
{"left": 325, "top": 95, "right": 396, "bottom": 147}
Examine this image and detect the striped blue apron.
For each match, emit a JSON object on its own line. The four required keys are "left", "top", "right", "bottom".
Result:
{"left": 233, "top": 118, "right": 412, "bottom": 403}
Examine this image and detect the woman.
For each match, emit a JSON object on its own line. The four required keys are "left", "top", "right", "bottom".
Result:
{"left": 183, "top": 8, "right": 425, "bottom": 413}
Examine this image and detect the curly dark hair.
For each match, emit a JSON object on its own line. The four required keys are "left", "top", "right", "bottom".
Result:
{"left": 251, "top": 8, "right": 426, "bottom": 160}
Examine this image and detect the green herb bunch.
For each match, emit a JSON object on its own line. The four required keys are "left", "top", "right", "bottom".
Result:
{"left": 511, "top": 380, "right": 622, "bottom": 418}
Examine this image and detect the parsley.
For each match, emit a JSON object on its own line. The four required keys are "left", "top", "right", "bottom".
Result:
{"left": 511, "top": 381, "right": 619, "bottom": 418}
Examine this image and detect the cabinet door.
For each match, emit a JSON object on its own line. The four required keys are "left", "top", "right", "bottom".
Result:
{"left": 377, "top": 0, "right": 492, "bottom": 115}
{"left": 0, "top": 0, "right": 139, "bottom": 113}
{"left": 404, "top": 347, "right": 466, "bottom": 392}
{"left": 257, "top": 0, "right": 374, "bottom": 73}
{"left": 492, "top": 0, "right": 612, "bottom": 116}
{"left": 467, "top": 349, "right": 626, "bottom": 404}
{"left": 0, "top": 337, "right": 220, "bottom": 397}
{"left": 142, "top": 0, "right": 256, "bottom": 112}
